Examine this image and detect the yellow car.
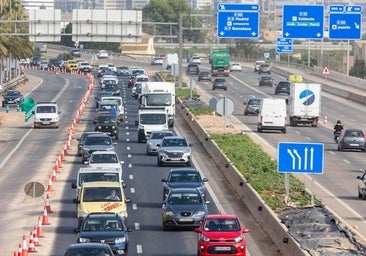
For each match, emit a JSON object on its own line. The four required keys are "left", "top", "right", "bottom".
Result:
{"left": 65, "top": 60, "right": 78, "bottom": 72}
{"left": 73, "top": 181, "right": 130, "bottom": 227}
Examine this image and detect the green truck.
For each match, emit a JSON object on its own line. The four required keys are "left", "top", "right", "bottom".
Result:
{"left": 210, "top": 49, "right": 230, "bottom": 76}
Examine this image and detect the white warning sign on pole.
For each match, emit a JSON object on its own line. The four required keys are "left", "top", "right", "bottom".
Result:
{"left": 321, "top": 66, "right": 330, "bottom": 75}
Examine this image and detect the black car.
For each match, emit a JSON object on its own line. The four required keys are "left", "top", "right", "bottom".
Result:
{"left": 162, "top": 187, "right": 209, "bottom": 230}
{"left": 2, "top": 90, "right": 24, "bottom": 107}
{"left": 212, "top": 78, "right": 228, "bottom": 90}
{"left": 94, "top": 113, "right": 119, "bottom": 140}
{"left": 48, "top": 58, "right": 64, "bottom": 68}
{"left": 63, "top": 243, "right": 114, "bottom": 256}
{"left": 74, "top": 213, "right": 131, "bottom": 256}
{"left": 161, "top": 168, "right": 208, "bottom": 200}
{"left": 275, "top": 81, "right": 290, "bottom": 95}
{"left": 198, "top": 71, "right": 211, "bottom": 81}
{"left": 30, "top": 56, "right": 41, "bottom": 67}
{"left": 258, "top": 75, "right": 273, "bottom": 87}
{"left": 186, "top": 64, "right": 200, "bottom": 76}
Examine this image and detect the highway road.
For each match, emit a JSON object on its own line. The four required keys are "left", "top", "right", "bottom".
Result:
{"left": 1, "top": 52, "right": 366, "bottom": 255}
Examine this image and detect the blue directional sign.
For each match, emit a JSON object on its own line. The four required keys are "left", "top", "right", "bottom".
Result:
{"left": 282, "top": 5, "right": 324, "bottom": 39}
{"left": 276, "top": 38, "right": 293, "bottom": 53}
{"left": 329, "top": 5, "right": 362, "bottom": 40}
{"left": 217, "top": 3, "right": 260, "bottom": 39}
{"left": 277, "top": 142, "right": 324, "bottom": 174}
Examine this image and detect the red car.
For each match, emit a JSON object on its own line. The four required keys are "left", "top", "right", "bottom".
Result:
{"left": 194, "top": 214, "right": 250, "bottom": 256}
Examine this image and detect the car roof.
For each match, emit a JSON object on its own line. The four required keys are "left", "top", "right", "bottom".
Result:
{"left": 87, "top": 133, "right": 110, "bottom": 138}
{"left": 162, "top": 136, "right": 186, "bottom": 140}
{"left": 66, "top": 243, "right": 111, "bottom": 250}
{"left": 169, "top": 168, "right": 198, "bottom": 173}
{"left": 205, "top": 214, "right": 238, "bottom": 220}
{"left": 81, "top": 181, "right": 121, "bottom": 188}
{"left": 90, "top": 151, "right": 118, "bottom": 155}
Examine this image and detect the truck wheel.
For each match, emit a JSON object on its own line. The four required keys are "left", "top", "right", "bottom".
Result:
{"left": 115, "top": 134, "right": 119, "bottom": 140}
{"left": 257, "top": 128, "right": 262, "bottom": 133}
{"left": 282, "top": 128, "right": 287, "bottom": 134}
{"left": 138, "top": 134, "right": 143, "bottom": 143}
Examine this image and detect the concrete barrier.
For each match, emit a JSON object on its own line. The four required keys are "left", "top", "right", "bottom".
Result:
{"left": 176, "top": 100, "right": 309, "bottom": 256}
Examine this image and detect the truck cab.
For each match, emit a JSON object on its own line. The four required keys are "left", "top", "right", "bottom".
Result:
{"left": 135, "top": 108, "right": 169, "bottom": 143}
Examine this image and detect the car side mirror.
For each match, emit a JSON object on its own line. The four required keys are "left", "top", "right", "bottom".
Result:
{"left": 71, "top": 183, "right": 77, "bottom": 189}
{"left": 202, "top": 178, "right": 208, "bottom": 182}
{"left": 161, "top": 178, "right": 167, "bottom": 182}
{"left": 194, "top": 227, "right": 201, "bottom": 233}
{"left": 125, "top": 198, "right": 132, "bottom": 203}
{"left": 72, "top": 198, "right": 79, "bottom": 204}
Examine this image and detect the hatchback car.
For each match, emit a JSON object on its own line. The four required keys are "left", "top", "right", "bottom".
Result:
{"left": 198, "top": 71, "right": 212, "bottom": 82}
{"left": 194, "top": 214, "right": 250, "bottom": 256}
{"left": 116, "top": 66, "right": 130, "bottom": 76}
{"left": 87, "top": 151, "right": 123, "bottom": 174}
{"left": 337, "top": 129, "right": 366, "bottom": 151}
{"left": 98, "top": 50, "right": 109, "bottom": 59}
{"left": 2, "top": 90, "right": 24, "bottom": 107}
{"left": 146, "top": 130, "right": 174, "bottom": 155}
{"left": 63, "top": 243, "right": 114, "bottom": 256}
{"left": 187, "top": 64, "right": 200, "bottom": 76}
{"left": 258, "top": 63, "right": 271, "bottom": 74}
{"left": 212, "top": 78, "right": 228, "bottom": 90}
{"left": 70, "top": 48, "right": 81, "bottom": 58}
{"left": 74, "top": 213, "right": 131, "bottom": 255}
{"left": 230, "top": 62, "right": 242, "bottom": 72}
{"left": 161, "top": 168, "right": 208, "bottom": 200}
{"left": 162, "top": 188, "right": 209, "bottom": 230}
{"left": 274, "top": 81, "right": 290, "bottom": 95}
{"left": 254, "top": 60, "right": 265, "bottom": 72}
{"left": 81, "top": 133, "right": 116, "bottom": 163}
{"left": 189, "top": 55, "right": 202, "bottom": 64}
{"left": 258, "top": 75, "right": 273, "bottom": 87}
{"left": 157, "top": 136, "right": 192, "bottom": 167}
{"left": 243, "top": 98, "right": 261, "bottom": 116}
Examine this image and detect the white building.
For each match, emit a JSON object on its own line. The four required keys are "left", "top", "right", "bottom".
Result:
{"left": 21, "top": 0, "right": 54, "bottom": 9}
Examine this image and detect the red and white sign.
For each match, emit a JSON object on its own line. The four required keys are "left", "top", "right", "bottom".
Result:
{"left": 321, "top": 66, "right": 331, "bottom": 75}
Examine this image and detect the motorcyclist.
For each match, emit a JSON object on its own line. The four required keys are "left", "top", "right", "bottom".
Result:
{"left": 333, "top": 120, "right": 343, "bottom": 136}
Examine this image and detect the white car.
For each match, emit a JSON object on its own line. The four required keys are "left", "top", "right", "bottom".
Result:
{"left": 98, "top": 50, "right": 109, "bottom": 59}
{"left": 230, "top": 62, "right": 242, "bottom": 72}
{"left": 87, "top": 151, "right": 124, "bottom": 175}
{"left": 254, "top": 60, "right": 266, "bottom": 72}
{"left": 189, "top": 55, "right": 201, "bottom": 64}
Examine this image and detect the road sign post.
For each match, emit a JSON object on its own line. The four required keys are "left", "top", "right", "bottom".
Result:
{"left": 217, "top": 3, "right": 260, "bottom": 39}
{"left": 329, "top": 5, "right": 362, "bottom": 40}
{"left": 282, "top": 5, "right": 324, "bottom": 39}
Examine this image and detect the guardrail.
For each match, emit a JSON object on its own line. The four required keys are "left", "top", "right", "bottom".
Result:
{"left": 0, "top": 74, "right": 28, "bottom": 93}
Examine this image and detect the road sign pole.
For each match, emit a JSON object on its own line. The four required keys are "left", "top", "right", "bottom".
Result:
{"left": 311, "top": 175, "right": 315, "bottom": 206}
{"left": 285, "top": 173, "right": 289, "bottom": 205}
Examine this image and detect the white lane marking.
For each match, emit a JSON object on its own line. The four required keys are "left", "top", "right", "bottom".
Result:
{"left": 132, "top": 204, "right": 137, "bottom": 210}
{"left": 129, "top": 174, "right": 133, "bottom": 179}
{"left": 130, "top": 187, "right": 135, "bottom": 193}
{"left": 137, "top": 244, "right": 142, "bottom": 254}
{"left": 344, "top": 159, "right": 351, "bottom": 164}
{"left": 127, "top": 146, "right": 130, "bottom": 151}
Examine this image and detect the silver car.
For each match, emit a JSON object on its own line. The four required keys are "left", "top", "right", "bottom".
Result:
{"left": 146, "top": 130, "right": 174, "bottom": 155}
{"left": 157, "top": 136, "right": 192, "bottom": 167}
{"left": 81, "top": 133, "right": 116, "bottom": 163}
{"left": 337, "top": 129, "right": 366, "bottom": 151}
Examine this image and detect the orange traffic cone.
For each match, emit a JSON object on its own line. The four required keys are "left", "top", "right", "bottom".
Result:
{"left": 42, "top": 206, "right": 50, "bottom": 225}
{"left": 63, "top": 142, "right": 68, "bottom": 155}
{"left": 61, "top": 149, "right": 66, "bottom": 161}
{"left": 47, "top": 176, "right": 54, "bottom": 191}
{"left": 45, "top": 194, "right": 52, "bottom": 213}
{"left": 37, "top": 216, "right": 44, "bottom": 237}
{"left": 17, "top": 243, "right": 22, "bottom": 256}
{"left": 28, "top": 231, "right": 37, "bottom": 252}
{"left": 67, "top": 139, "right": 72, "bottom": 151}
{"left": 324, "top": 115, "right": 328, "bottom": 124}
{"left": 58, "top": 154, "right": 62, "bottom": 168}
{"left": 21, "top": 234, "right": 28, "bottom": 256}
{"left": 32, "top": 226, "right": 40, "bottom": 246}
{"left": 51, "top": 167, "right": 57, "bottom": 182}
{"left": 54, "top": 159, "right": 59, "bottom": 173}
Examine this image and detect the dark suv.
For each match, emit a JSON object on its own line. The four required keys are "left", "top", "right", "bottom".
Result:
{"left": 94, "top": 113, "right": 119, "bottom": 140}
{"left": 186, "top": 64, "right": 200, "bottom": 76}
{"left": 74, "top": 213, "right": 131, "bottom": 256}
{"left": 274, "top": 81, "right": 290, "bottom": 95}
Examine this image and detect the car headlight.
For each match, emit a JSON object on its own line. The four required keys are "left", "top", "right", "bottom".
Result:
{"left": 115, "top": 237, "right": 126, "bottom": 243}
{"left": 78, "top": 237, "right": 90, "bottom": 243}
{"left": 166, "top": 211, "right": 175, "bottom": 217}
{"left": 234, "top": 234, "right": 244, "bottom": 243}
{"left": 97, "top": 125, "right": 102, "bottom": 130}
{"left": 183, "top": 148, "right": 191, "bottom": 154}
{"left": 201, "top": 234, "right": 210, "bottom": 242}
{"left": 192, "top": 210, "right": 206, "bottom": 217}
{"left": 112, "top": 125, "right": 116, "bottom": 129}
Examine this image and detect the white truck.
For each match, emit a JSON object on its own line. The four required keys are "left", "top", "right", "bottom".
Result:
{"left": 288, "top": 83, "right": 321, "bottom": 127}
{"left": 139, "top": 82, "right": 175, "bottom": 127}
{"left": 135, "top": 108, "right": 169, "bottom": 143}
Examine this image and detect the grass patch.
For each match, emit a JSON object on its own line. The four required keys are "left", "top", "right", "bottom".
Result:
{"left": 211, "top": 134, "right": 322, "bottom": 210}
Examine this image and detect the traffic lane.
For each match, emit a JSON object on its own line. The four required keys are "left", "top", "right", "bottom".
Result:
{"left": 0, "top": 72, "right": 89, "bottom": 255}
{"left": 119, "top": 88, "right": 218, "bottom": 255}
{"left": 197, "top": 70, "right": 366, "bottom": 238}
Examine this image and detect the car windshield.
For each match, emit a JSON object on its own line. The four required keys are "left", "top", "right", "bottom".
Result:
{"left": 249, "top": 99, "right": 261, "bottom": 105}
{"left": 168, "top": 171, "right": 201, "bottom": 182}
{"left": 37, "top": 106, "right": 56, "bottom": 113}
{"left": 215, "top": 79, "right": 226, "bottom": 83}
{"left": 168, "top": 192, "right": 202, "bottom": 204}
{"left": 90, "top": 153, "right": 118, "bottom": 164}
{"left": 83, "top": 187, "right": 122, "bottom": 202}
{"left": 151, "top": 131, "right": 174, "bottom": 140}
{"left": 203, "top": 219, "right": 240, "bottom": 232}
{"left": 162, "top": 138, "right": 188, "bottom": 147}
{"left": 65, "top": 248, "right": 113, "bottom": 256}
{"left": 345, "top": 130, "right": 363, "bottom": 137}
{"left": 6, "top": 91, "right": 21, "bottom": 96}
{"left": 84, "top": 136, "right": 112, "bottom": 146}
{"left": 81, "top": 218, "right": 124, "bottom": 231}
{"left": 79, "top": 173, "right": 119, "bottom": 185}
{"left": 146, "top": 94, "right": 171, "bottom": 106}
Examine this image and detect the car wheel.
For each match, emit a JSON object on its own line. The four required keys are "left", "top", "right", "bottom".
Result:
{"left": 186, "top": 160, "right": 191, "bottom": 167}
{"left": 146, "top": 148, "right": 150, "bottom": 155}
{"left": 257, "top": 128, "right": 262, "bottom": 133}
{"left": 358, "top": 190, "right": 362, "bottom": 199}
{"left": 244, "top": 112, "right": 248, "bottom": 116}
{"left": 212, "top": 87, "right": 215, "bottom": 90}
{"left": 162, "top": 223, "right": 169, "bottom": 231}
{"left": 115, "top": 134, "right": 119, "bottom": 140}
{"left": 282, "top": 128, "right": 287, "bottom": 134}
{"left": 138, "top": 134, "right": 143, "bottom": 143}
{"left": 362, "top": 193, "right": 366, "bottom": 200}
{"left": 157, "top": 157, "right": 163, "bottom": 167}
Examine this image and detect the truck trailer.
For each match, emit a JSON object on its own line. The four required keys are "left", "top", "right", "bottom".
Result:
{"left": 210, "top": 49, "right": 230, "bottom": 76}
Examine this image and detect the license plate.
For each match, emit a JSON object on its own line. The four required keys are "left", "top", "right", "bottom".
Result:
{"left": 43, "top": 122, "right": 50, "bottom": 124}
{"left": 214, "top": 246, "right": 231, "bottom": 251}
{"left": 350, "top": 144, "right": 359, "bottom": 147}
{"left": 179, "top": 218, "right": 193, "bottom": 222}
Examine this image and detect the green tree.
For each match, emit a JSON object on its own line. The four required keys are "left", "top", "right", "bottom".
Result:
{"left": 349, "top": 57, "right": 366, "bottom": 78}
{"left": 142, "top": 0, "right": 203, "bottom": 43}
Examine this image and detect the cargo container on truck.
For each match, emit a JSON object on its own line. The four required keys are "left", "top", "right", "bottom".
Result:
{"left": 210, "top": 49, "right": 230, "bottom": 76}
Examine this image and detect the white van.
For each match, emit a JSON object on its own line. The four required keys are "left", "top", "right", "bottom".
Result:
{"left": 71, "top": 166, "right": 123, "bottom": 199}
{"left": 257, "top": 98, "right": 287, "bottom": 133}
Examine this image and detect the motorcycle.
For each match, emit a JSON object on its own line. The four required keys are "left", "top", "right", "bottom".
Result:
{"left": 334, "top": 130, "right": 342, "bottom": 143}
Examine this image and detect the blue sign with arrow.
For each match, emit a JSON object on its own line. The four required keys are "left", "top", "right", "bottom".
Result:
{"left": 217, "top": 3, "right": 260, "bottom": 39}
{"left": 277, "top": 142, "right": 324, "bottom": 174}
{"left": 276, "top": 38, "right": 293, "bottom": 53}
{"left": 282, "top": 5, "right": 324, "bottom": 39}
{"left": 329, "top": 5, "right": 362, "bottom": 40}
